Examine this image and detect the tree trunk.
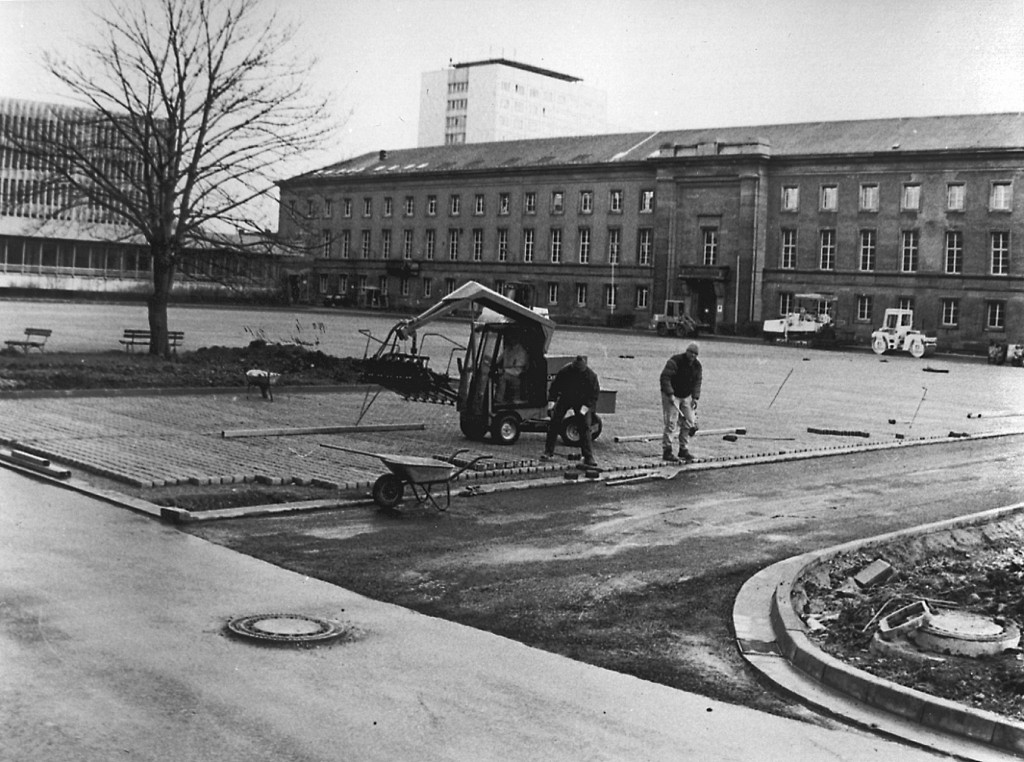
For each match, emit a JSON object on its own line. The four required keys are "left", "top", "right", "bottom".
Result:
{"left": 148, "top": 248, "right": 175, "bottom": 357}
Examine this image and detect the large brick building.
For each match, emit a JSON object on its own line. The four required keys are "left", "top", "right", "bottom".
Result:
{"left": 278, "top": 113, "right": 1024, "bottom": 350}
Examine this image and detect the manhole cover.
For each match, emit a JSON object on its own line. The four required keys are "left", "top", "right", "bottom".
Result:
{"left": 226, "top": 613, "right": 346, "bottom": 644}
{"left": 912, "top": 611, "right": 1020, "bottom": 657}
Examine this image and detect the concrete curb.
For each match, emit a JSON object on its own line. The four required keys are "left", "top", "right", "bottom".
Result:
{"left": 736, "top": 500, "right": 1024, "bottom": 759}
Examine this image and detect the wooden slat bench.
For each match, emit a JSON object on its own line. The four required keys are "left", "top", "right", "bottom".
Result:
{"left": 5, "top": 327, "right": 52, "bottom": 353}
{"left": 120, "top": 329, "right": 185, "bottom": 354}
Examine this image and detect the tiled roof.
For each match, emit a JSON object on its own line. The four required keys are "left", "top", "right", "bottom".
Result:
{"left": 293, "top": 113, "right": 1024, "bottom": 183}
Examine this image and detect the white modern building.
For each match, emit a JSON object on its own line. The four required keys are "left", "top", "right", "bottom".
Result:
{"left": 418, "top": 58, "right": 608, "bottom": 147}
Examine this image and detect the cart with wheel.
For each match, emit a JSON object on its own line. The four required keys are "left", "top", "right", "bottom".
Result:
{"left": 320, "top": 445, "right": 490, "bottom": 511}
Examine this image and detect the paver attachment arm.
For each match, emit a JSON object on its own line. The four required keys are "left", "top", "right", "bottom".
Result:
{"left": 360, "top": 281, "right": 556, "bottom": 407}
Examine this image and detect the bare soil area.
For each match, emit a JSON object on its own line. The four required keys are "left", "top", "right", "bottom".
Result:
{"left": 796, "top": 514, "right": 1024, "bottom": 721}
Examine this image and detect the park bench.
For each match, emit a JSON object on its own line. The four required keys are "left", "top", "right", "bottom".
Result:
{"left": 120, "top": 329, "right": 185, "bottom": 354}
{"left": 4, "top": 327, "right": 52, "bottom": 353}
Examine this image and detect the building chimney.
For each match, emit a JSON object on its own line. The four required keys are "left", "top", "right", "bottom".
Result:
{"left": 379, "top": 150, "right": 388, "bottom": 161}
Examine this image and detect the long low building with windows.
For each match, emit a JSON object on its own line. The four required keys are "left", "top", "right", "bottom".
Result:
{"left": 279, "top": 113, "right": 1024, "bottom": 351}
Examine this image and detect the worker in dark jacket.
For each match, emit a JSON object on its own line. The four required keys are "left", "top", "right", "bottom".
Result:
{"left": 541, "top": 355, "right": 600, "bottom": 467}
{"left": 660, "top": 342, "right": 702, "bottom": 463}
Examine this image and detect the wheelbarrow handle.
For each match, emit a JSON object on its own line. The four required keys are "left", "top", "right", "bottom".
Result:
{"left": 450, "top": 454, "right": 491, "bottom": 478}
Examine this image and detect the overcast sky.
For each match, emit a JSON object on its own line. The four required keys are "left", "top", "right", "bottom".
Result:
{"left": 2, "top": 0, "right": 1023, "bottom": 172}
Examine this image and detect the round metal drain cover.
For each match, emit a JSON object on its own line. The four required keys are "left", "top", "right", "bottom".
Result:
{"left": 227, "top": 613, "right": 346, "bottom": 644}
{"left": 912, "top": 611, "right": 1020, "bottom": 657}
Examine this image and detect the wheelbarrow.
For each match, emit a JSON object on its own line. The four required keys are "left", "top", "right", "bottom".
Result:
{"left": 320, "top": 444, "right": 490, "bottom": 511}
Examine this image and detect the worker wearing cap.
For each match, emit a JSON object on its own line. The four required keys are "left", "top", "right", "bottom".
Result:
{"left": 541, "top": 355, "right": 600, "bottom": 468}
{"left": 659, "top": 342, "right": 702, "bottom": 463}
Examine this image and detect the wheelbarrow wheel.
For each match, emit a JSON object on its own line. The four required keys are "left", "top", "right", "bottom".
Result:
{"left": 372, "top": 473, "right": 404, "bottom": 509}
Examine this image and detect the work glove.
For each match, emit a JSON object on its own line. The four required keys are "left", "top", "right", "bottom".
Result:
{"left": 692, "top": 399, "right": 698, "bottom": 411}
{"left": 580, "top": 405, "right": 589, "bottom": 416}
{"left": 546, "top": 400, "right": 555, "bottom": 417}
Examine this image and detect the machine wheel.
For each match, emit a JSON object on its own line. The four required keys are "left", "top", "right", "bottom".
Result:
{"left": 674, "top": 323, "right": 690, "bottom": 338}
{"left": 909, "top": 337, "right": 926, "bottom": 359}
{"left": 560, "top": 414, "right": 603, "bottom": 446}
{"left": 490, "top": 412, "right": 521, "bottom": 445}
{"left": 871, "top": 335, "right": 888, "bottom": 355}
{"left": 372, "top": 474, "right": 404, "bottom": 509}
{"left": 656, "top": 323, "right": 668, "bottom": 337}
{"left": 459, "top": 417, "right": 487, "bottom": 441}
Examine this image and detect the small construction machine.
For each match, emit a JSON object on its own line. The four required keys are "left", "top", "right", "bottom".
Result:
{"left": 871, "top": 309, "right": 937, "bottom": 358}
{"left": 762, "top": 293, "right": 835, "bottom": 343}
{"left": 359, "top": 281, "right": 613, "bottom": 446}
{"left": 650, "top": 299, "right": 699, "bottom": 337}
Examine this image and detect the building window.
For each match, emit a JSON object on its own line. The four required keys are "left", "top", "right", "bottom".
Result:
{"left": 550, "top": 229, "right": 562, "bottom": 263}
{"left": 402, "top": 230, "right": 413, "bottom": 259}
{"left": 703, "top": 228, "right": 718, "bottom": 266}
{"left": 497, "top": 228, "right": 508, "bottom": 262}
{"left": 425, "top": 229, "right": 435, "bottom": 260}
{"left": 321, "top": 230, "right": 332, "bottom": 257}
{"left": 900, "top": 230, "right": 919, "bottom": 272}
{"left": 819, "top": 229, "right": 835, "bottom": 270}
{"left": 343, "top": 198, "right": 352, "bottom": 218}
{"left": 638, "top": 229, "right": 652, "bottom": 265}
{"left": 472, "top": 229, "right": 483, "bottom": 262}
{"left": 448, "top": 229, "right": 460, "bottom": 260}
{"left": 580, "top": 191, "right": 593, "bottom": 214}
{"left": 547, "top": 282, "right": 559, "bottom": 305}
{"left": 857, "top": 295, "right": 873, "bottom": 322}
{"left": 360, "top": 230, "right": 371, "bottom": 259}
{"left": 991, "top": 231, "right": 1010, "bottom": 274}
{"left": 363, "top": 197, "right": 372, "bottom": 217}
{"left": 400, "top": 277, "right": 410, "bottom": 297}
{"left": 524, "top": 192, "right": 536, "bottom": 214}
{"left": 640, "top": 189, "right": 655, "bottom": 213}
{"left": 324, "top": 198, "right": 333, "bottom": 218}
{"left": 947, "top": 183, "right": 965, "bottom": 211}
{"left": 635, "top": 286, "right": 649, "bottom": 309}
{"left": 499, "top": 193, "right": 510, "bottom": 215}
{"left": 378, "top": 275, "right": 388, "bottom": 295}
{"left": 781, "top": 185, "right": 799, "bottom": 211}
{"left": 340, "top": 230, "right": 351, "bottom": 259}
{"left": 578, "top": 228, "right": 590, "bottom": 264}
{"left": 991, "top": 181, "right": 1012, "bottom": 211}
{"left": 859, "top": 184, "right": 879, "bottom": 212}
{"left": 576, "top": 283, "right": 587, "bottom": 306}
{"left": 901, "top": 184, "right": 921, "bottom": 211}
{"left": 423, "top": 277, "right": 432, "bottom": 298}
{"left": 523, "top": 229, "right": 534, "bottom": 262}
{"left": 427, "top": 195, "right": 437, "bottom": 216}
{"left": 820, "top": 185, "right": 838, "bottom": 211}
{"left": 381, "top": 229, "right": 391, "bottom": 259}
{"left": 987, "top": 301, "right": 1006, "bottom": 331}
{"left": 474, "top": 194, "right": 485, "bottom": 215}
{"left": 307, "top": 198, "right": 315, "bottom": 217}
{"left": 610, "top": 189, "right": 623, "bottom": 213}
{"left": 383, "top": 197, "right": 393, "bottom": 217}
{"left": 859, "top": 229, "right": 876, "bottom": 271}
{"left": 604, "top": 284, "right": 618, "bottom": 308}
{"left": 445, "top": 277, "right": 457, "bottom": 295}
{"left": 944, "top": 231, "right": 963, "bottom": 273}
{"left": 339, "top": 273, "right": 348, "bottom": 293}
{"left": 898, "top": 296, "right": 914, "bottom": 312}
{"left": 779, "top": 292, "right": 794, "bottom": 316}
{"left": 780, "top": 229, "right": 797, "bottom": 269}
{"left": 608, "top": 228, "right": 621, "bottom": 265}
{"left": 404, "top": 196, "right": 414, "bottom": 216}
{"left": 551, "top": 191, "right": 564, "bottom": 214}
{"left": 449, "top": 195, "right": 461, "bottom": 216}
{"left": 941, "top": 298, "right": 960, "bottom": 327}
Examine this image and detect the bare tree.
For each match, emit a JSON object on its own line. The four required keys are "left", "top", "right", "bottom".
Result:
{"left": 9, "top": 0, "right": 334, "bottom": 355}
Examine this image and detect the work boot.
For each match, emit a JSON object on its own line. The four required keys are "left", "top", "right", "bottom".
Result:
{"left": 662, "top": 449, "right": 681, "bottom": 463}
{"left": 678, "top": 448, "right": 695, "bottom": 463}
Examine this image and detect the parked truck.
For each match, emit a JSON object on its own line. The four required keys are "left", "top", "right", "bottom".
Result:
{"left": 870, "top": 309, "right": 937, "bottom": 358}
{"left": 649, "top": 299, "right": 699, "bottom": 337}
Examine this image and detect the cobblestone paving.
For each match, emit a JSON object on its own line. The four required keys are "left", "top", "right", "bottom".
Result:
{"left": 2, "top": 345, "right": 1022, "bottom": 495}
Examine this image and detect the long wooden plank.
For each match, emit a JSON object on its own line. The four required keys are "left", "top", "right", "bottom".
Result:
{"left": 222, "top": 423, "right": 426, "bottom": 439}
